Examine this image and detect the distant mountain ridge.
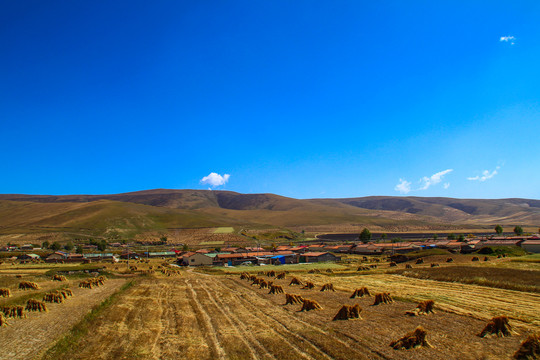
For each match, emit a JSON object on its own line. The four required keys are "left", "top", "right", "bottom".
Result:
{"left": 0, "top": 190, "right": 538, "bottom": 237}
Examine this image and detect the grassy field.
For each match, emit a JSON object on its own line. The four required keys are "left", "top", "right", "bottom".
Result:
{"left": 212, "top": 227, "right": 235, "bottom": 234}
{"left": 0, "top": 255, "right": 538, "bottom": 359}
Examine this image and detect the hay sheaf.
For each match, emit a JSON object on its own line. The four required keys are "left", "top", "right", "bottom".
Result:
{"left": 19, "top": 281, "right": 40, "bottom": 290}
{"left": 267, "top": 270, "right": 276, "bottom": 277}
{"left": 302, "top": 282, "right": 315, "bottom": 290}
{"left": 300, "top": 299, "right": 323, "bottom": 312}
{"left": 479, "top": 316, "right": 517, "bottom": 338}
{"left": 0, "top": 288, "right": 10, "bottom": 297}
{"left": 373, "top": 293, "right": 393, "bottom": 305}
{"left": 308, "top": 269, "right": 321, "bottom": 274}
{"left": 415, "top": 258, "right": 424, "bottom": 264}
{"left": 52, "top": 274, "right": 68, "bottom": 281}
{"left": 431, "top": 263, "right": 439, "bottom": 268}
{"left": 472, "top": 256, "right": 480, "bottom": 262}
{"left": 2, "top": 305, "right": 25, "bottom": 318}
{"left": 406, "top": 300, "right": 435, "bottom": 316}
{"left": 405, "top": 264, "right": 413, "bottom": 269}
{"left": 390, "top": 326, "right": 432, "bottom": 350}
{"left": 284, "top": 293, "right": 305, "bottom": 305}
{"left": 240, "top": 273, "right": 249, "bottom": 280}
{"left": 514, "top": 333, "right": 540, "bottom": 360}
{"left": 276, "top": 272, "right": 286, "bottom": 279}
{"left": 333, "top": 304, "right": 362, "bottom": 321}
{"left": 289, "top": 277, "right": 302, "bottom": 286}
{"left": 269, "top": 285, "right": 284, "bottom": 294}
{"left": 320, "top": 283, "right": 335, "bottom": 292}
{"left": 251, "top": 278, "right": 262, "bottom": 286}
{"left": 259, "top": 280, "right": 269, "bottom": 289}
{"left": 350, "top": 287, "right": 371, "bottom": 298}
{"left": 389, "top": 262, "right": 397, "bottom": 267}
{"left": 26, "top": 299, "right": 47, "bottom": 312}
{"left": 0, "top": 313, "right": 8, "bottom": 327}
{"left": 79, "top": 276, "right": 106, "bottom": 289}
{"left": 357, "top": 266, "right": 370, "bottom": 271}
{"left": 446, "top": 258, "right": 454, "bottom": 263}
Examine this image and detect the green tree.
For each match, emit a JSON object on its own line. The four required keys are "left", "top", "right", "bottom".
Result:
{"left": 97, "top": 240, "right": 107, "bottom": 252}
{"left": 457, "top": 234, "right": 466, "bottom": 242}
{"left": 447, "top": 233, "right": 457, "bottom": 240}
{"left": 381, "top": 233, "right": 387, "bottom": 241}
{"left": 433, "top": 234, "right": 438, "bottom": 240}
{"left": 514, "top": 225, "right": 524, "bottom": 236}
{"left": 50, "top": 242, "right": 61, "bottom": 251}
{"left": 182, "top": 244, "right": 189, "bottom": 251}
{"left": 159, "top": 236, "right": 168, "bottom": 244}
{"left": 359, "top": 228, "right": 372, "bottom": 243}
{"left": 76, "top": 246, "right": 83, "bottom": 254}
{"left": 494, "top": 224, "right": 503, "bottom": 235}
{"left": 64, "top": 242, "right": 74, "bottom": 251}
{"left": 41, "top": 241, "right": 50, "bottom": 249}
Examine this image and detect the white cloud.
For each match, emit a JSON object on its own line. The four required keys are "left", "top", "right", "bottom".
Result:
{"left": 443, "top": 182, "right": 450, "bottom": 189}
{"left": 394, "top": 179, "right": 412, "bottom": 194}
{"left": 418, "top": 169, "right": 453, "bottom": 190}
{"left": 500, "top": 36, "right": 516, "bottom": 45}
{"left": 200, "top": 172, "right": 230, "bottom": 187}
{"left": 467, "top": 166, "right": 500, "bottom": 182}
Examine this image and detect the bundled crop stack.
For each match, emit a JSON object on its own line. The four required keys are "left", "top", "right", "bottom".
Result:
{"left": 472, "top": 257, "right": 479, "bottom": 262}
{"left": 300, "top": 299, "right": 323, "bottom": 312}
{"left": 79, "top": 276, "right": 106, "bottom": 289}
{"left": 19, "top": 281, "right": 40, "bottom": 290}
{"left": 406, "top": 300, "right": 435, "bottom": 316}
{"left": 249, "top": 275, "right": 257, "bottom": 282}
{"left": 320, "top": 283, "right": 335, "bottom": 292}
{"left": 302, "top": 282, "right": 315, "bottom": 290}
{"left": 0, "top": 312, "right": 7, "bottom": 327}
{"left": 26, "top": 299, "right": 47, "bottom": 312}
{"left": 276, "top": 272, "right": 286, "bottom": 279}
{"left": 308, "top": 269, "right": 321, "bottom": 274}
{"left": 431, "top": 263, "right": 439, "bottom": 268}
{"left": 446, "top": 258, "right": 454, "bottom": 263}
{"left": 389, "top": 262, "right": 397, "bottom": 267}
{"left": 284, "top": 293, "right": 305, "bottom": 305}
{"left": 478, "top": 315, "right": 517, "bottom": 338}
{"left": 2, "top": 305, "right": 25, "bottom": 318}
{"left": 370, "top": 264, "right": 378, "bottom": 269}
{"left": 240, "top": 273, "right": 249, "bottom": 280}
{"left": 484, "top": 257, "right": 489, "bottom": 262}
{"left": 52, "top": 274, "right": 68, "bottom": 281}
{"left": 405, "top": 264, "right": 413, "bottom": 269}
{"left": 267, "top": 270, "right": 276, "bottom": 277}
{"left": 357, "top": 266, "right": 370, "bottom": 271}
{"left": 0, "top": 288, "right": 10, "bottom": 297}
{"left": 326, "top": 269, "right": 333, "bottom": 273}
{"left": 289, "top": 277, "right": 302, "bottom": 286}
{"left": 350, "top": 287, "right": 371, "bottom": 298}
{"left": 43, "top": 291, "right": 65, "bottom": 303}
{"left": 251, "top": 278, "right": 261, "bottom": 286}
{"left": 333, "top": 304, "right": 362, "bottom": 320}
{"left": 416, "top": 258, "right": 424, "bottom": 264}
{"left": 268, "top": 285, "right": 284, "bottom": 294}
{"left": 373, "top": 293, "right": 393, "bottom": 305}
{"left": 390, "top": 326, "right": 431, "bottom": 350}
{"left": 259, "top": 280, "right": 269, "bottom": 289}
{"left": 514, "top": 333, "right": 540, "bottom": 360}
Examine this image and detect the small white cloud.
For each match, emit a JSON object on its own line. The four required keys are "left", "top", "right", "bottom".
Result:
{"left": 395, "top": 179, "right": 412, "bottom": 194}
{"left": 418, "top": 169, "right": 453, "bottom": 190}
{"left": 443, "top": 183, "right": 450, "bottom": 189}
{"left": 468, "top": 166, "right": 500, "bottom": 182}
{"left": 200, "top": 172, "right": 230, "bottom": 187}
{"left": 500, "top": 36, "right": 516, "bottom": 45}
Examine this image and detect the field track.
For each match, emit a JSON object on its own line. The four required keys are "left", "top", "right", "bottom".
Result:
{"left": 0, "top": 278, "right": 126, "bottom": 360}
{"left": 42, "top": 270, "right": 531, "bottom": 360}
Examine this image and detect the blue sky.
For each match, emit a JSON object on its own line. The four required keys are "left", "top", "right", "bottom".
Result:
{"left": 1, "top": 1, "right": 539, "bottom": 199}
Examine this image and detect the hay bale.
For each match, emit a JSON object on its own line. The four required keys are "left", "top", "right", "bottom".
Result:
{"left": 389, "top": 262, "right": 397, "bottom": 267}
{"left": 484, "top": 256, "right": 489, "bottom": 262}
{"left": 405, "top": 264, "right": 412, "bottom": 269}
{"left": 25, "top": 299, "right": 47, "bottom": 312}
{"left": 308, "top": 269, "right": 321, "bottom": 274}
{"left": 446, "top": 258, "right": 454, "bottom": 263}
{"left": 373, "top": 293, "right": 393, "bottom": 305}
{"left": 390, "top": 326, "right": 431, "bottom": 350}
{"left": 431, "top": 263, "right": 439, "bottom": 268}
{"left": 333, "top": 304, "right": 362, "bottom": 320}
{"left": 0, "top": 288, "right": 10, "bottom": 297}
{"left": 0, "top": 312, "right": 8, "bottom": 326}
{"left": 302, "top": 281, "right": 315, "bottom": 290}
{"left": 357, "top": 266, "right": 370, "bottom": 271}
{"left": 276, "top": 272, "right": 286, "bottom": 279}
{"left": 479, "top": 315, "right": 517, "bottom": 338}
{"left": 326, "top": 269, "right": 333, "bottom": 273}
{"left": 320, "top": 283, "right": 335, "bottom": 292}
{"left": 251, "top": 278, "right": 261, "bottom": 286}
{"left": 2, "top": 305, "right": 25, "bottom": 318}
{"left": 514, "top": 333, "right": 540, "bottom": 360}
{"left": 406, "top": 300, "right": 435, "bottom": 316}
{"left": 289, "top": 277, "right": 302, "bottom": 286}
{"left": 18, "top": 281, "right": 40, "bottom": 290}
{"left": 240, "top": 273, "right": 249, "bottom": 280}
{"left": 369, "top": 264, "right": 378, "bottom": 268}
{"left": 472, "top": 256, "right": 480, "bottom": 262}
{"left": 300, "top": 299, "right": 323, "bottom": 312}
{"left": 259, "top": 280, "right": 269, "bottom": 289}
{"left": 415, "top": 258, "right": 424, "bottom": 264}
{"left": 269, "top": 285, "right": 284, "bottom": 294}
{"left": 52, "top": 274, "right": 68, "bottom": 281}
{"left": 267, "top": 270, "right": 276, "bottom": 277}
{"left": 249, "top": 275, "right": 257, "bottom": 281}
{"left": 350, "top": 287, "right": 371, "bottom": 298}
{"left": 284, "top": 293, "right": 305, "bottom": 305}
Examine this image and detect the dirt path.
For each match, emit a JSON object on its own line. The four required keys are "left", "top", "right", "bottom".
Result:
{"left": 0, "top": 278, "right": 126, "bottom": 360}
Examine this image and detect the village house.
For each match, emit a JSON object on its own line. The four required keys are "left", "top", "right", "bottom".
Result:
{"left": 179, "top": 253, "right": 213, "bottom": 266}
{"left": 521, "top": 240, "right": 540, "bottom": 253}
{"left": 45, "top": 251, "right": 68, "bottom": 263}
{"left": 299, "top": 252, "right": 341, "bottom": 263}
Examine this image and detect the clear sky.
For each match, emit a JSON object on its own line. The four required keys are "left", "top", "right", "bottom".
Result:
{"left": 1, "top": 1, "right": 539, "bottom": 199}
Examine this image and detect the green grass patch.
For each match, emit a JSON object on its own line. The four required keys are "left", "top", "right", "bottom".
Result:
{"left": 405, "top": 248, "right": 452, "bottom": 259}
{"left": 510, "top": 254, "right": 540, "bottom": 263}
{"left": 200, "top": 262, "right": 347, "bottom": 274}
{"left": 40, "top": 280, "right": 135, "bottom": 360}
{"left": 199, "top": 240, "right": 225, "bottom": 246}
{"left": 213, "top": 227, "right": 235, "bottom": 234}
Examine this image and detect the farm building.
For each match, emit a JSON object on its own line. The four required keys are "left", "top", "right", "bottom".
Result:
{"left": 350, "top": 244, "right": 383, "bottom": 255}
{"left": 299, "top": 252, "right": 341, "bottom": 263}
{"left": 45, "top": 252, "right": 68, "bottom": 262}
{"left": 20, "top": 244, "right": 35, "bottom": 250}
{"left": 145, "top": 251, "right": 177, "bottom": 258}
{"left": 17, "top": 253, "right": 40, "bottom": 261}
{"left": 180, "top": 253, "right": 213, "bottom": 266}
{"left": 521, "top": 240, "right": 540, "bottom": 253}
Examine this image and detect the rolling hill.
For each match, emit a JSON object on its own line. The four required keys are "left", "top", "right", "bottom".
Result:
{"left": 0, "top": 190, "right": 538, "bottom": 239}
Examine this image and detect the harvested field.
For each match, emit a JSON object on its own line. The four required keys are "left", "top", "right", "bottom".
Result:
{"left": 0, "top": 279, "right": 125, "bottom": 359}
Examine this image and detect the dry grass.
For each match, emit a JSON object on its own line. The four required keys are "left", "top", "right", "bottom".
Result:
{"left": 289, "top": 277, "right": 302, "bottom": 286}
{"left": 390, "top": 326, "right": 431, "bottom": 350}
{"left": 373, "top": 293, "right": 393, "bottom": 305}
{"left": 284, "top": 293, "right": 304, "bottom": 305}
{"left": 299, "top": 299, "right": 323, "bottom": 312}
{"left": 514, "top": 333, "right": 540, "bottom": 359}
{"left": 302, "top": 281, "right": 314, "bottom": 290}
{"left": 268, "top": 285, "right": 284, "bottom": 294}
{"left": 405, "top": 300, "right": 435, "bottom": 316}
{"left": 0, "top": 288, "right": 10, "bottom": 297}
{"left": 19, "top": 281, "right": 40, "bottom": 290}
{"left": 0, "top": 312, "right": 8, "bottom": 326}
{"left": 26, "top": 299, "right": 47, "bottom": 312}
{"left": 320, "top": 283, "right": 335, "bottom": 292}
{"left": 350, "top": 287, "right": 371, "bottom": 298}
{"left": 332, "top": 304, "right": 362, "bottom": 320}
{"left": 479, "top": 315, "right": 517, "bottom": 338}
